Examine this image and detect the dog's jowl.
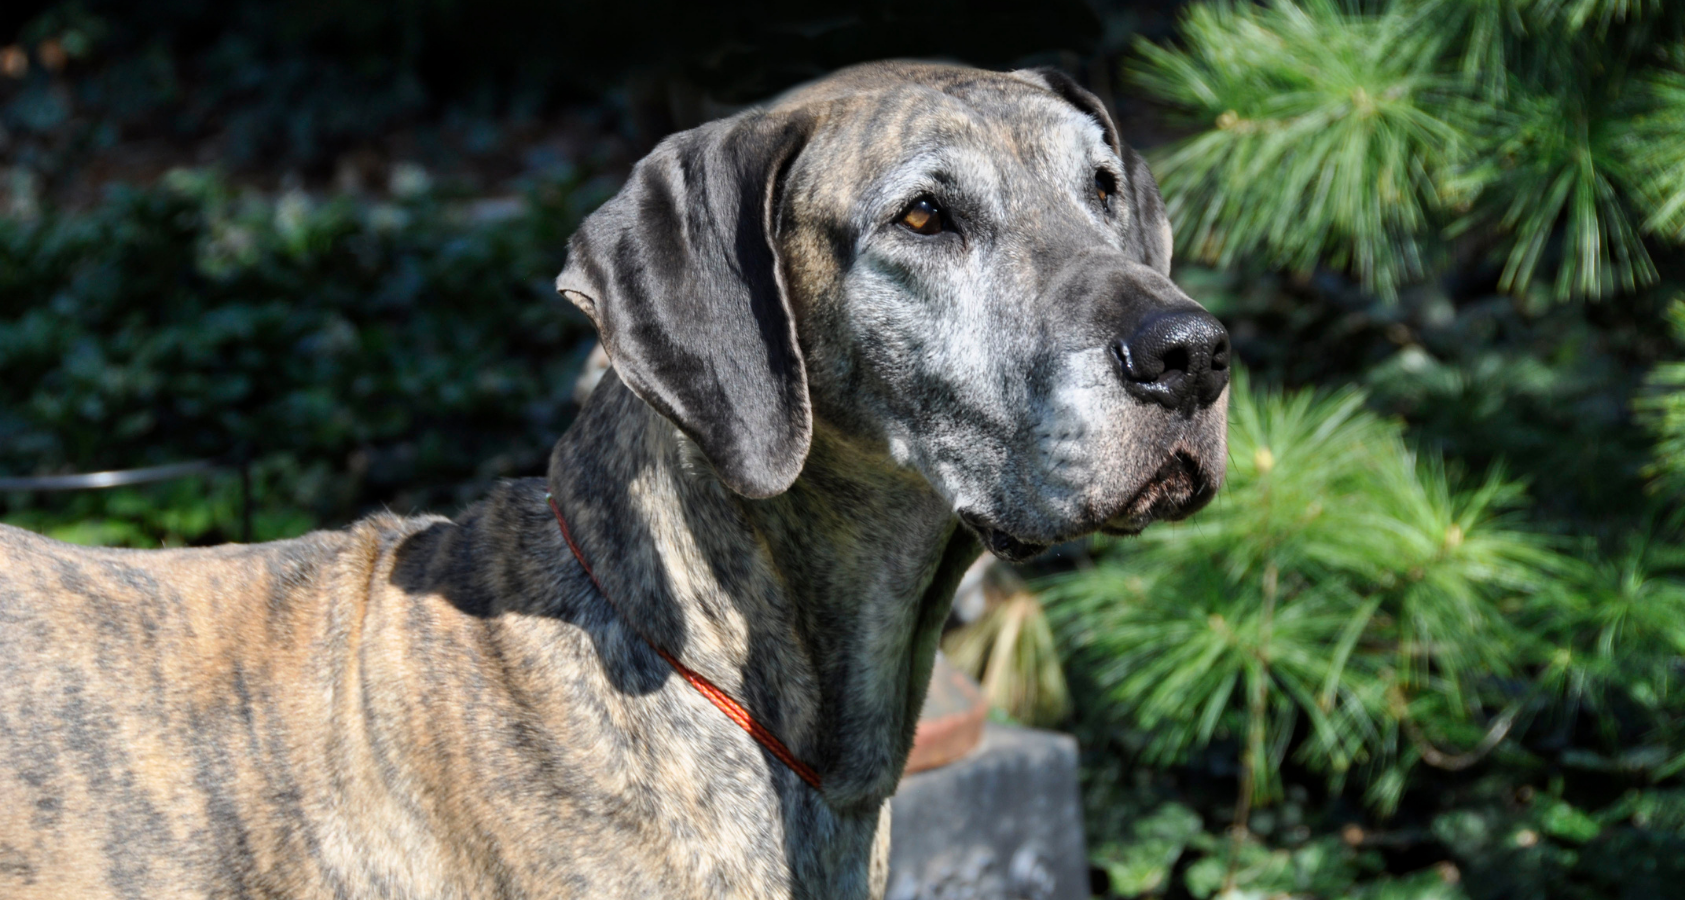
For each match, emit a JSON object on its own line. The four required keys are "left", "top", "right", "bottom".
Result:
{"left": 0, "top": 62, "right": 1227, "bottom": 900}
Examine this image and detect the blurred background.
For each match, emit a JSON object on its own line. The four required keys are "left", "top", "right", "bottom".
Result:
{"left": 4, "top": 1, "right": 1685, "bottom": 897}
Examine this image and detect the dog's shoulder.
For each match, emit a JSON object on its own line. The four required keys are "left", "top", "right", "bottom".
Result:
{"left": 379, "top": 476, "right": 562, "bottom": 619}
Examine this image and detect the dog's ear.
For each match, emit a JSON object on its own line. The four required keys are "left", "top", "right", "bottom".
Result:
{"left": 556, "top": 109, "right": 816, "bottom": 498}
{"left": 1118, "top": 143, "right": 1175, "bottom": 277}
{"left": 1021, "top": 67, "right": 1174, "bottom": 277}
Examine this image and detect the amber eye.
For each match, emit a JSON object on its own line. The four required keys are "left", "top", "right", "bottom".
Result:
{"left": 1095, "top": 171, "right": 1114, "bottom": 212}
{"left": 900, "top": 197, "right": 944, "bottom": 235}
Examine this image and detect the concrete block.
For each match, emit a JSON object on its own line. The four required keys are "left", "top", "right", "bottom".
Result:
{"left": 887, "top": 723, "right": 1088, "bottom": 900}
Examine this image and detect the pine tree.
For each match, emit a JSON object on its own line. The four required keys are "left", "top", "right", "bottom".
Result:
{"left": 1135, "top": 0, "right": 1685, "bottom": 301}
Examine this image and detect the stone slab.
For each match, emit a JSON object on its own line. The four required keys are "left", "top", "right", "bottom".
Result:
{"left": 887, "top": 723, "right": 1088, "bottom": 900}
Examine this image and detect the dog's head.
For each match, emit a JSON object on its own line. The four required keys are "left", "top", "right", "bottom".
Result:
{"left": 557, "top": 62, "right": 1228, "bottom": 561}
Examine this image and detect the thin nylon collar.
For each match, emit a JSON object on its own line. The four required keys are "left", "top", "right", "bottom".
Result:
{"left": 545, "top": 493, "right": 823, "bottom": 791}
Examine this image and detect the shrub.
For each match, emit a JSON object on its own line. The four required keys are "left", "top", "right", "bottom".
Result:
{"left": 1135, "top": 0, "right": 1685, "bottom": 301}
{"left": 0, "top": 167, "right": 613, "bottom": 544}
{"left": 1045, "top": 373, "right": 1685, "bottom": 898}
{"left": 1046, "top": 374, "right": 1562, "bottom": 812}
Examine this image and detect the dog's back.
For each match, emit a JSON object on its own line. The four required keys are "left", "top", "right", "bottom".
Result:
{"left": 0, "top": 516, "right": 426, "bottom": 897}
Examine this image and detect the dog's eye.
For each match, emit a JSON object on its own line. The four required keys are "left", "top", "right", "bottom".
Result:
{"left": 1095, "top": 171, "right": 1115, "bottom": 213}
{"left": 900, "top": 198, "right": 944, "bottom": 235}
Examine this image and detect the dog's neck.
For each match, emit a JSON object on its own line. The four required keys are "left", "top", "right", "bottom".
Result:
{"left": 546, "top": 373, "right": 978, "bottom": 809}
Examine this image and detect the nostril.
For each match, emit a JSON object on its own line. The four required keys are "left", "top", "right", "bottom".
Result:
{"left": 1210, "top": 337, "right": 1229, "bottom": 371}
{"left": 1161, "top": 346, "right": 1190, "bottom": 375}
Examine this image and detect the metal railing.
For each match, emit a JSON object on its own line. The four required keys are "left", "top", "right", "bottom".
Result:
{"left": 0, "top": 458, "right": 253, "bottom": 542}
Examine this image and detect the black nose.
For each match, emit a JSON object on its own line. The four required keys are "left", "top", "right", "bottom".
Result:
{"left": 1115, "top": 310, "right": 1230, "bottom": 411}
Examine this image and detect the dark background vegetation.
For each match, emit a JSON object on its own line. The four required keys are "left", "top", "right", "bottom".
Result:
{"left": 5, "top": 2, "right": 1685, "bottom": 898}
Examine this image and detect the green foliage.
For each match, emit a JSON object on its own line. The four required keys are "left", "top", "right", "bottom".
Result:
{"left": 1629, "top": 53, "right": 1685, "bottom": 240}
{"left": 1177, "top": 833, "right": 1442, "bottom": 900}
{"left": 1098, "top": 4, "right": 1685, "bottom": 891}
{"left": 1135, "top": 0, "right": 1685, "bottom": 301}
{"left": 1090, "top": 801, "right": 1204, "bottom": 896}
{"left": 1532, "top": 0, "right": 1662, "bottom": 33}
{"left": 1450, "top": 73, "right": 1654, "bottom": 301}
{"left": 1047, "top": 373, "right": 1576, "bottom": 814}
{"left": 1519, "top": 527, "right": 1685, "bottom": 766}
{"left": 1057, "top": 375, "right": 1685, "bottom": 898}
{"left": 1358, "top": 301, "right": 1658, "bottom": 527}
{"left": 1425, "top": 782, "right": 1685, "bottom": 900}
{"left": 1085, "top": 796, "right": 1483, "bottom": 900}
{"left": 0, "top": 168, "right": 611, "bottom": 544}
{"left": 1135, "top": 0, "right": 1460, "bottom": 296}
{"left": 1181, "top": 257, "right": 1665, "bottom": 531}
{"left": 1638, "top": 298, "right": 1685, "bottom": 497}
{"left": 0, "top": 462, "right": 313, "bottom": 546}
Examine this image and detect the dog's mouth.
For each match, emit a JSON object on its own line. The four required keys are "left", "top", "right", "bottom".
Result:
{"left": 1099, "top": 451, "right": 1214, "bottom": 537}
{"left": 961, "top": 451, "right": 1215, "bottom": 561}
{"left": 959, "top": 512, "right": 1052, "bottom": 563}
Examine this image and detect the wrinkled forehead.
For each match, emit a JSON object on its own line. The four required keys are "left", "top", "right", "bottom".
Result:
{"left": 790, "top": 79, "right": 1115, "bottom": 215}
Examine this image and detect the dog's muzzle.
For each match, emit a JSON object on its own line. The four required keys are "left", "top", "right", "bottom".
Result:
{"left": 1100, "top": 451, "right": 1216, "bottom": 537}
{"left": 960, "top": 447, "right": 1217, "bottom": 561}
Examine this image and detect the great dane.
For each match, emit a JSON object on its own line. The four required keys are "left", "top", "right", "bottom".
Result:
{"left": 0, "top": 61, "right": 1228, "bottom": 899}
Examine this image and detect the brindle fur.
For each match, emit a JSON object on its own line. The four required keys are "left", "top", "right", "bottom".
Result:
{"left": 0, "top": 62, "right": 1227, "bottom": 899}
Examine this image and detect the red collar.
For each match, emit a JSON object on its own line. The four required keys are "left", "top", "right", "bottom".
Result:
{"left": 546, "top": 494, "right": 823, "bottom": 791}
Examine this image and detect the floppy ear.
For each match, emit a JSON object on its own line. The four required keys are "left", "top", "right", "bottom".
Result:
{"left": 1021, "top": 67, "right": 1175, "bottom": 277}
{"left": 556, "top": 109, "right": 816, "bottom": 498}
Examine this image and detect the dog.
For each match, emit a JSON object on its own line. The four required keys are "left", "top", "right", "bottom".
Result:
{"left": 0, "top": 61, "right": 1228, "bottom": 899}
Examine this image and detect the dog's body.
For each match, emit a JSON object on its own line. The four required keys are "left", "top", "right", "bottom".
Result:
{"left": 0, "top": 63, "right": 1228, "bottom": 899}
{"left": 0, "top": 385, "right": 953, "bottom": 898}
